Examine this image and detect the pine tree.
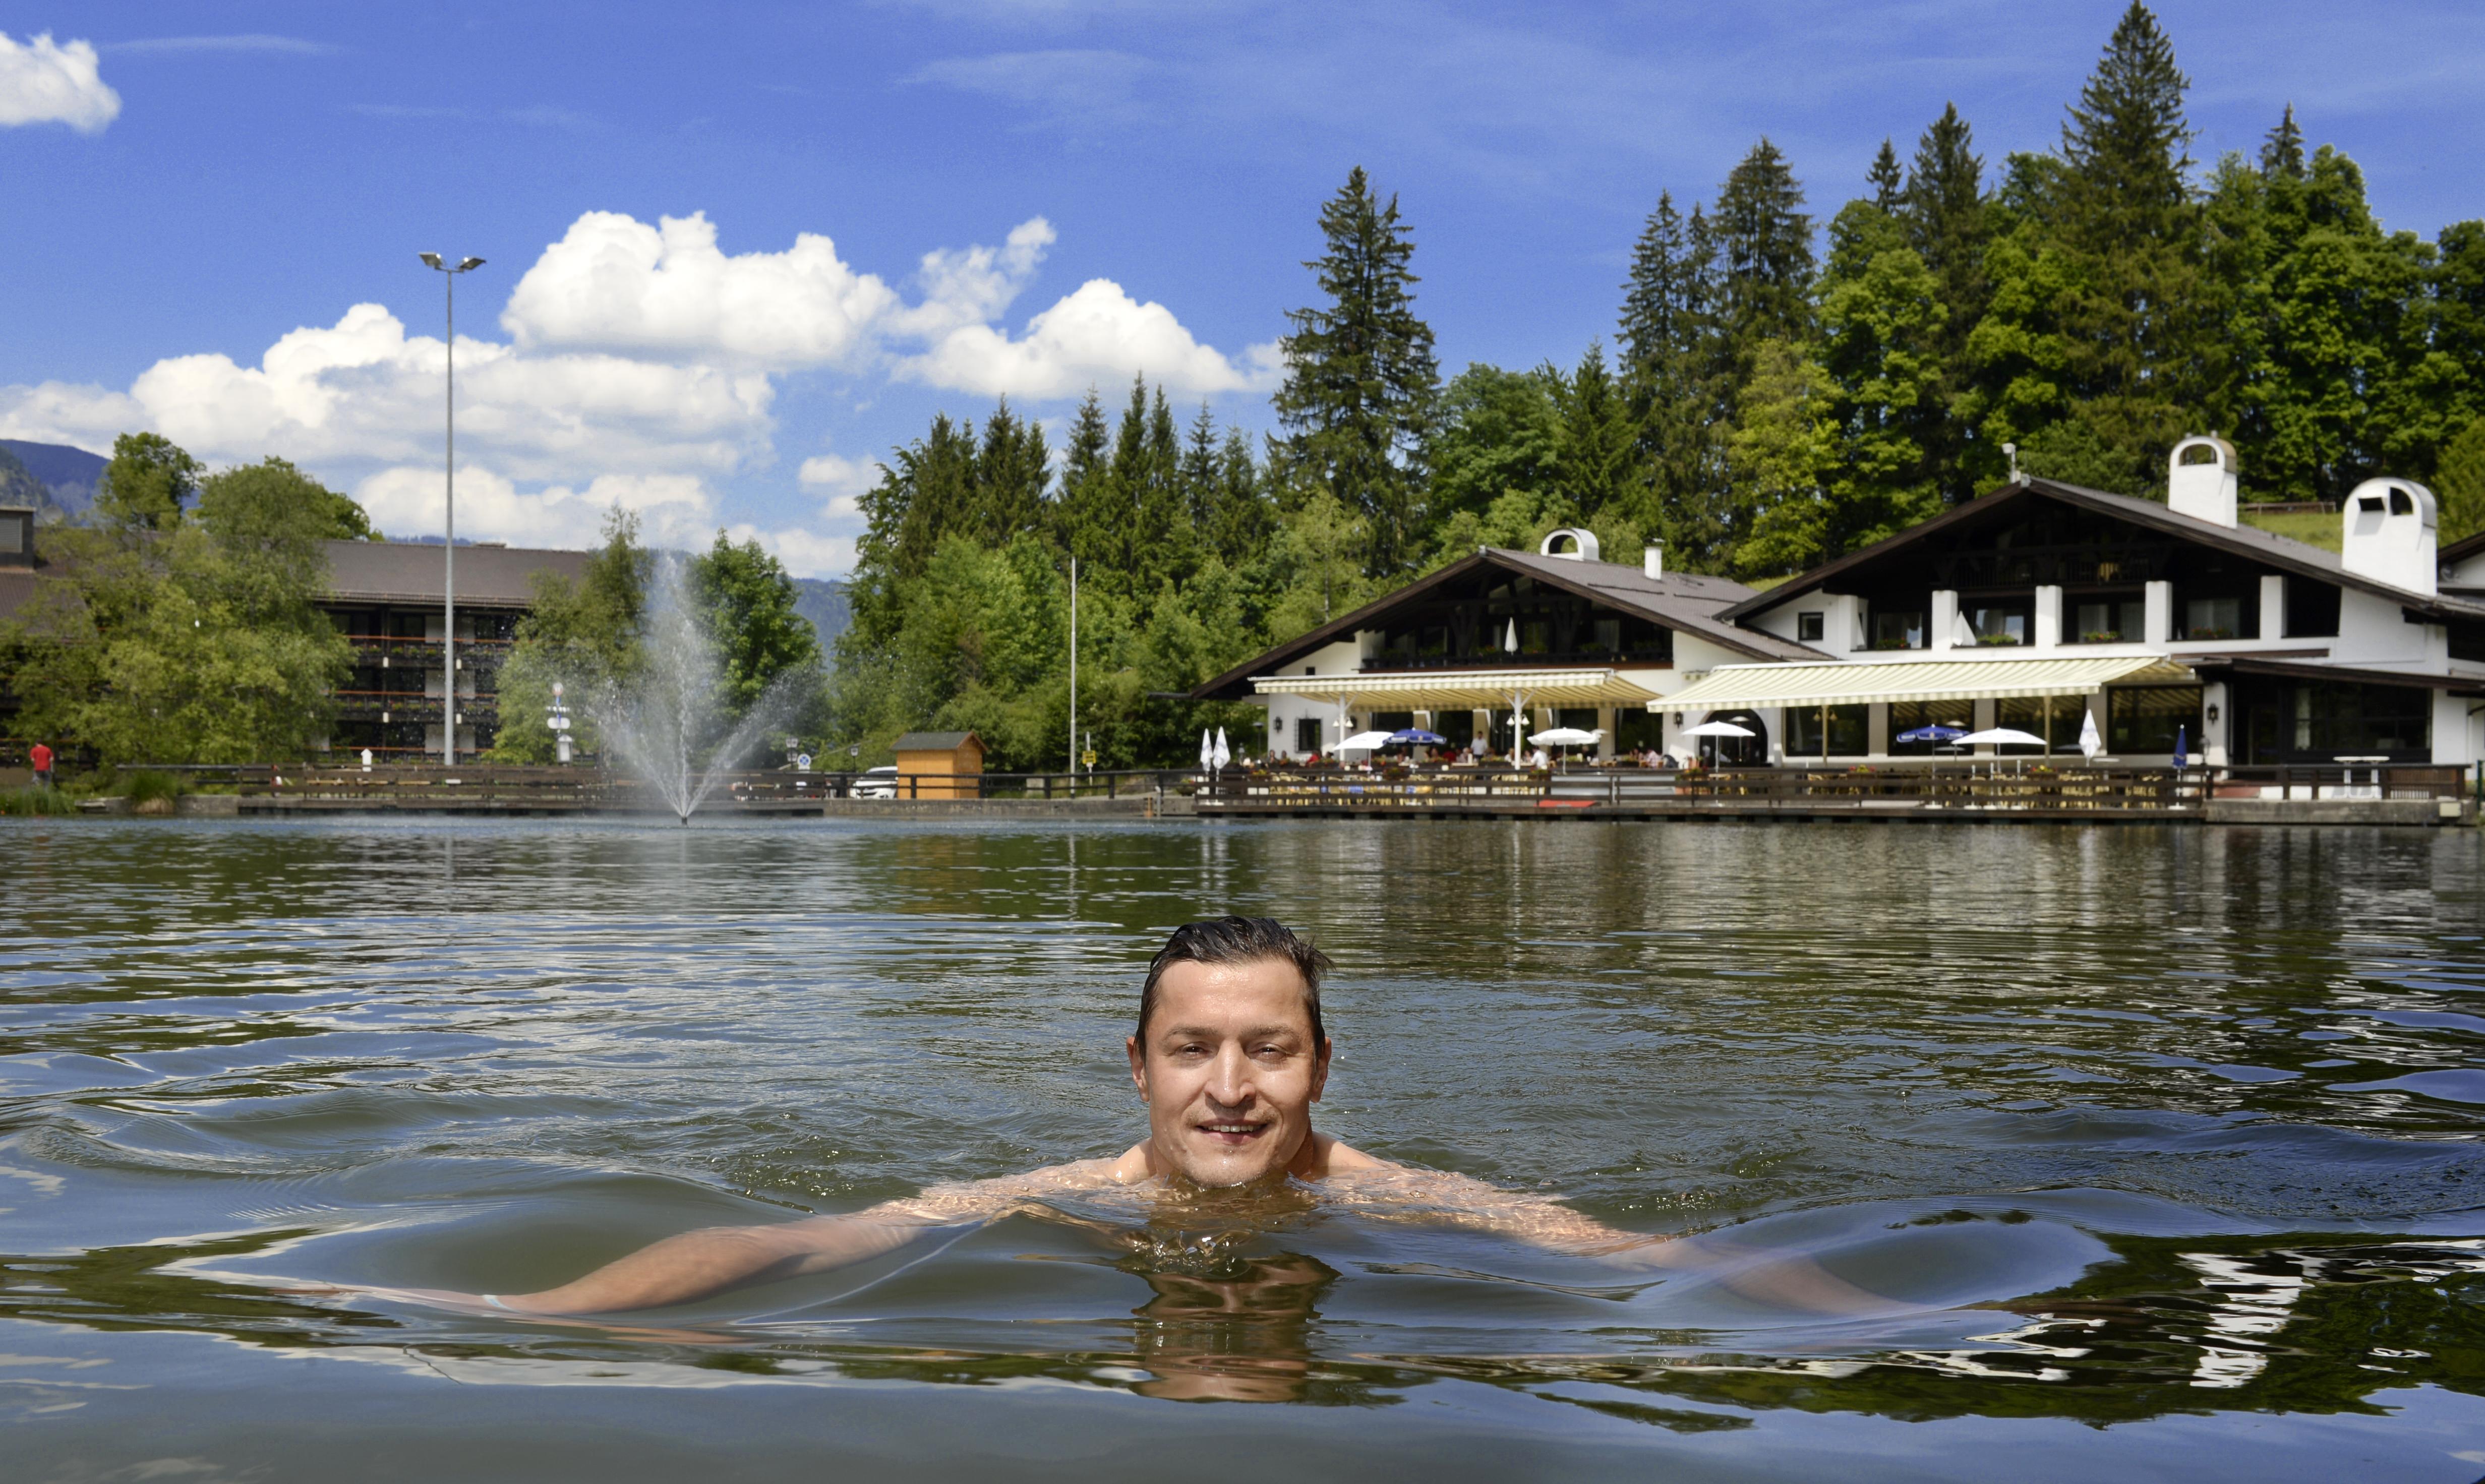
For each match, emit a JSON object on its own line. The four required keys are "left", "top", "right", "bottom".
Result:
{"left": 1868, "top": 140, "right": 1904, "bottom": 213}
{"left": 1903, "top": 102, "right": 1991, "bottom": 499}
{"left": 1272, "top": 165, "right": 1441, "bottom": 578}
{"left": 973, "top": 398, "right": 1051, "bottom": 547}
{"left": 1550, "top": 342, "right": 1637, "bottom": 521}
{"left": 2260, "top": 103, "right": 2306, "bottom": 179}
{"left": 2049, "top": 1, "right": 2214, "bottom": 490}
{"left": 1712, "top": 139, "right": 1817, "bottom": 361}
{"left": 1211, "top": 426, "right": 1274, "bottom": 568}
{"left": 1617, "top": 192, "right": 1731, "bottom": 570}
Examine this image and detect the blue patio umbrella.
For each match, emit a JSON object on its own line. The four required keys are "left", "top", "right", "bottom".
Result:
{"left": 2172, "top": 725, "right": 2189, "bottom": 765}
{"left": 1896, "top": 723, "right": 1968, "bottom": 746}
{"left": 1388, "top": 728, "right": 1447, "bottom": 745}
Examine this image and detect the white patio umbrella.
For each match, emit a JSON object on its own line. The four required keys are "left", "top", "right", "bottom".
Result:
{"left": 1340, "top": 730, "right": 1398, "bottom": 751}
{"left": 1677, "top": 718, "right": 1755, "bottom": 768}
{"left": 1212, "top": 727, "right": 1230, "bottom": 770}
{"left": 1199, "top": 728, "right": 1216, "bottom": 770}
{"left": 1528, "top": 726, "right": 1602, "bottom": 770}
{"left": 1955, "top": 728, "right": 2048, "bottom": 749}
{"left": 2078, "top": 708, "right": 2102, "bottom": 761}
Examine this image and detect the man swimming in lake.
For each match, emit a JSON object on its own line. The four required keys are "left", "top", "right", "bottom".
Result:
{"left": 401, "top": 916, "right": 1871, "bottom": 1317}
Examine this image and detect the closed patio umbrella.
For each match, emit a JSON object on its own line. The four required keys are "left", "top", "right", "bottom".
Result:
{"left": 2079, "top": 708, "right": 2102, "bottom": 761}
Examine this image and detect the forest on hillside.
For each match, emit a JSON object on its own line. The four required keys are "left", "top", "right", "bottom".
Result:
{"left": 833, "top": 4, "right": 2485, "bottom": 772}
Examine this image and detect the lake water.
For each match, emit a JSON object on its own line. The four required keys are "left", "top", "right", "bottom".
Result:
{"left": 4, "top": 817, "right": 2484, "bottom": 1482}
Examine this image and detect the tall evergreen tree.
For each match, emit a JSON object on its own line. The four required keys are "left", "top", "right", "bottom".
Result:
{"left": 2050, "top": 1, "right": 2214, "bottom": 489}
{"left": 2260, "top": 103, "right": 2306, "bottom": 178}
{"left": 1618, "top": 192, "right": 1731, "bottom": 570}
{"left": 1868, "top": 140, "right": 1904, "bottom": 213}
{"left": 1903, "top": 102, "right": 1991, "bottom": 499}
{"left": 1550, "top": 342, "right": 1637, "bottom": 521}
{"left": 1272, "top": 165, "right": 1441, "bottom": 578}
{"left": 1712, "top": 139, "right": 1817, "bottom": 361}
{"left": 972, "top": 399, "right": 1051, "bottom": 547}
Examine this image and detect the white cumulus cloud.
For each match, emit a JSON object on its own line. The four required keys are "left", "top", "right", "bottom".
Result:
{"left": 902, "top": 277, "right": 1278, "bottom": 399}
{"left": 355, "top": 466, "right": 719, "bottom": 552}
{"left": 502, "top": 211, "right": 901, "bottom": 369}
{"left": 725, "top": 522, "right": 855, "bottom": 581}
{"left": 0, "top": 207, "right": 1269, "bottom": 568}
{"left": 0, "top": 32, "right": 119, "bottom": 132}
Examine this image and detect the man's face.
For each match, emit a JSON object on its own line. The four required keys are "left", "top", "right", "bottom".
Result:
{"left": 1128, "top": 957, "right": 1330, "bottom": 1188}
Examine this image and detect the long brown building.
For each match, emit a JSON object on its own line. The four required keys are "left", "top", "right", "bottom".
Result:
{"left": 0, "top": 511, "right": 589, "bottom": 759}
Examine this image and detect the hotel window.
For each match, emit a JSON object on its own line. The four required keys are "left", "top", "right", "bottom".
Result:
{"left": 1889, "top": 699, "right": 1971, "bottom": 753}
{"left": 1787, "top": 704, "right": 1869, "bottom": 758}
{"left": 2181, "top": 596, "right": 2243, "bottom": 641}
{"left": 1872, "top": 610, "right": 1924, "bottom": 650}
{"left": 1998, "top": 695, "right": 2086, "bottom": 753}
{"left": 2072, "top": 598, "right": 2147, "bottom": 643}
{"left": 2106, "top": 686, "right": 2204, "bottom": 755}
{"left": 1294, "top": 718, "right": 1321, "bottom": 753}
{"left": 1796, "top": 611, "right": 1825, "bottom": 641}
{"left": 1966, "top": 605, "right": 2028, "bottom": 646}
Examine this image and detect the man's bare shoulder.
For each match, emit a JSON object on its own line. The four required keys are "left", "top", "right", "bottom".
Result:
{"left": 1305, "top": 1135, "right": 1393, "bottom": 1176}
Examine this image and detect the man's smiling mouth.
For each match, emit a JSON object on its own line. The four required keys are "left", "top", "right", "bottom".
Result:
{"left": 1198, "top": 1121, "right": 1268, "bottom": 1143}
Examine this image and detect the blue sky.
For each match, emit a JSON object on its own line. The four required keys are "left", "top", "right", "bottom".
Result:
{"left": 4, "top": 1, "right": 2480, "bottom": 573}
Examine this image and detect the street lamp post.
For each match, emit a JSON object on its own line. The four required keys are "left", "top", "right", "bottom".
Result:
{"left": 420, "top": 251, "right": 485, "bottom": 767}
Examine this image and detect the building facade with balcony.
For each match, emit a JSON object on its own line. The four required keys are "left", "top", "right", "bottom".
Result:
{"left": 316, "top": 539, "right": 591, "bottom": 758}
{"left": 1191, "top": 529, "right": 1821, "bottom": 762}
{"left": 1197, "top": 438, "right": 2485, "bottom": 770}
{"left": 1687, "top": 438, "right": 2485, "bottom": 767}
{"left": 0, "top": 519, "right": 590, "bottom": 761}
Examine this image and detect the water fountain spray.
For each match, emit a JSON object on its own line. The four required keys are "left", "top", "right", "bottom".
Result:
{"left": 583, "top": 555, "right": 808, "bottom": 824}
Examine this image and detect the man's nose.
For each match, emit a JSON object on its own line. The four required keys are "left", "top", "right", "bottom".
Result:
{"left": 1204, "top": 1046, "right": 1257, "bottom": 1106}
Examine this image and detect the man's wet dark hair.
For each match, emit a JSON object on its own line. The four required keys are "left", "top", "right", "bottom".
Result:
{"left": 1138, "top": 917, "right": 1332, "bottom": 1046}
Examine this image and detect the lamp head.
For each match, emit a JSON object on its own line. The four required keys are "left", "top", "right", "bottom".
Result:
{"left": 456, "top": 256, "right": 486, "bottom": 271}
{"left": 419, "top": 252, "right": 444, "bottom": 269}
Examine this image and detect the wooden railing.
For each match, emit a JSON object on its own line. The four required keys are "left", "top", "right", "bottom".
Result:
{"left": 2214, "top": 764, "right": 2465, "bottom": 800}
{"left": 1194, "top": 763, "right": 2216, "bottom": 815}
{"left": 200, "top": 764, "right": 1199, "bottom": 810}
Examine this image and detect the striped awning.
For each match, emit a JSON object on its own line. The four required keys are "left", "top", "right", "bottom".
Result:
{"left": 1252, "top": 668, "right": 1662, "bottom": 709}
{"left": 1652, "top": 654, "right": 2198, "bottom": 711}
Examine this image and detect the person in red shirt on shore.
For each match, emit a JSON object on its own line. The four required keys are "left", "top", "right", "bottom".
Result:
{"left": 27, "top": 741, "right": 53, "bottom": 788}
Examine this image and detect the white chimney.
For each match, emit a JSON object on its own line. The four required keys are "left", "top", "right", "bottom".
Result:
{"left": 2340, "top": 478, "right": 2438, "bottom": 596}
{"left": 2167, "top": 435, "right": 2238, "bottom": 527}
{"left": 1540, "top": 527, "right": 1600, "bottom": 561}
{"left": 1642, "top": 543, "right": 1664, "bottom": 580}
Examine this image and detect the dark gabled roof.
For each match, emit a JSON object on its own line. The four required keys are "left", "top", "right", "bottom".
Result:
{"left": 319, "top": 540, "right": 593, "bottom": 608}
{"left": 1, "top": 536, "right": 597, "bottom": 625}
{"left": 1720, "top": 477, "right": 2485, "bottom": 625}
{"left": 1189, "top": 548, "right": 1821, "bottom": 701}
{"left": 2187, "top": 655, "right": 2485, "bottom": 694}
{"left": 2442, "top": 529, "right": 2485, "bottom": 568}
{"left": 892, "top": 731, "right": 982, "bottom": 752}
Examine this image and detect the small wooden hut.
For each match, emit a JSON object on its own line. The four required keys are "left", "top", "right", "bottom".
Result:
{"left": 890, "top": 731, "right": 986, "bottom": 799}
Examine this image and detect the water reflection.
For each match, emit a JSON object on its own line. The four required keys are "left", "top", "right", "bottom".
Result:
{"left": 1125, "top": 1251, "right": 1340, "bottom": 1403}
{"left": 4, "top": 817, "right": 2484, "bottom": 1472}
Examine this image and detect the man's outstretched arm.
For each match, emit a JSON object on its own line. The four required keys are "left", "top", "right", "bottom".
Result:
{"left": 385, "top": 1158, "right": 1131, "bottom": 1317}
{"left": 488, "top": 1209, "right": 946, "bottom": 1314}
